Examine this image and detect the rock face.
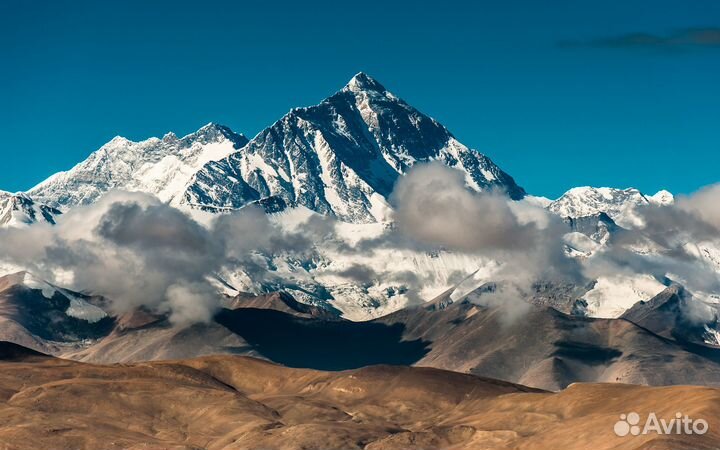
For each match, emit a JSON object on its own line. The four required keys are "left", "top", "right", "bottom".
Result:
{"left": 28, "top": 123, "right": 249, "bottom": 208}
{"left": 181, "top": 73, "right": 525, "bottom": 222}
{"left": 563, "top": 212, "right": 621, "bottom": 244}
{"left": 0, "top": 191, "right": 60, "bottom": 227}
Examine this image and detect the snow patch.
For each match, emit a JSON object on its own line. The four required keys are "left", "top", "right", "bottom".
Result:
{"left": 582, "top": 275, "right": 666, "bottom": 318}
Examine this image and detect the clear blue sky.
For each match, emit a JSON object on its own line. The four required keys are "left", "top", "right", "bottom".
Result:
{"left": 1, "top": 0, "right": 719, "bottom": 198}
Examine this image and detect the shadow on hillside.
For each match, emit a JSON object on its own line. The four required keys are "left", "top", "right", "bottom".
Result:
{"left": 215, "top": 308, "right": 430, "bottom": 370}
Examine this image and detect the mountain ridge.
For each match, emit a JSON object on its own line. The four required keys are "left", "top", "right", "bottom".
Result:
{"left": 27, "top": 123, "right": 249, "bottom": 209}
{"left": 19, "top": 73, "right": 525, "bottom": 224}
{"left": 549, "top": 186, "right": 674, "bottom": 227}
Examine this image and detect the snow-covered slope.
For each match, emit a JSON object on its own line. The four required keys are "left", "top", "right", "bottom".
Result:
{"left": 548, "top": 187, "right": 673, "bottom": 228}
{"left": 28, "top": 123, "right": 248, "bottom": 208}
{"left": 582, "top": 274, "right": 667, "bottom": 318}
{"left": 182, "top": 73, "right": 525, "bottom": 222}
{"left": 0, "top": 191, "right": 61, "bottom": 227}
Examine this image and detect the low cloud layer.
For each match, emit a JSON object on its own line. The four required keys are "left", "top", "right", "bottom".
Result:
{"left": 375, "top": 163, "right": 584, "bottom": 319}
{"left": 391, "top": 164, "right": 537, "bottom": 252}
{"left": 0, "top": 191, "right": 317, "bottom": 324}
{"left": 560, "top": 27, "right": 720, "bottom": 50}
{"left": 1, "top": 164, "right": 719, "bottom": 327}
{"left": 389, "top": 163, "right": 583, "bottom": 285}
{"left": 387, "top": 164, "right": 720, "bottom": 324}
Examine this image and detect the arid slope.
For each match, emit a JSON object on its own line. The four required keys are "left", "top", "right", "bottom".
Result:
{"left": 0, "top": 342, "right": 719, "bottom": 450}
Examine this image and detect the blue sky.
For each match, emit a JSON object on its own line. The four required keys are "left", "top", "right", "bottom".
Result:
{"left": 1, "top": 0, "right": 719, "bottom": 198}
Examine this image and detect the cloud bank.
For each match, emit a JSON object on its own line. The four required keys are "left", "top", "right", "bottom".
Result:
{"left": 560, "top": 27, "right": 720, "bottom": 50}
{"left": 1, "top": 163, "right": 719, "bottom": 327}
{"left": 0, "top": 191, "right": 317, "bottom": 324}
{"left": 390, "top": 163, "right": 583, "bottom": 285}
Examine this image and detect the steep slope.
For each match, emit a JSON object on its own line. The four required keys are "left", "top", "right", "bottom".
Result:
{"left": 0, "top": 191, "right": 61, "bottom": 227}
{"left": 580, "top": 274, "right": 668, "bottom": 318}
{"left": 182, "top": 73, "right": 525, "bottom": 222}
{"left": 621, "top": 285, "right": 720, "bottom": 346}
{"left": 28, "top": 123, "right": 249, "bottom": 208}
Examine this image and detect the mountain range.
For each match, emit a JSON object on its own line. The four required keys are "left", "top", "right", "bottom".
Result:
{"left": 3, "top": 269, "right": 720, "bottom": 391}
{"left": 5, "top": 73, "right": 671, "bottom": 235}
{"left": 25, "top": 73, "right": 524, "bottom": 224}
{"left": 2, "top": 73, "right": 720, "bottom": 393}
{"left": 1, "top": 73, "right": 684, "bottom": 317}
{"left": 28, "top": 123, "right": 249, "bottom": 208}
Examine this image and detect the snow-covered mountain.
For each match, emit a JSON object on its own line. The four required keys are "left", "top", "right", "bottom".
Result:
{"left": 26, "top": 74, "right": 523, "bottom": 224}
{"left": 0, "top": 73, "right": 528, "bottom": 321}
{"left": 3, "top": 73, "right": 717, "bottom": 328}
{"left": 544, "top": 186, "right": 720, "bottom": 327}
{"left": 0, "top": 191, "right": 61, "bottom": 227}
{"left": 548, "top": 186, "right": 673, "bottom": 228}
{"left": 28, "top": 123, "right": 248, "bottom": 208}
{"left": 181, "top": 73, "right": 525, "bottom": 222}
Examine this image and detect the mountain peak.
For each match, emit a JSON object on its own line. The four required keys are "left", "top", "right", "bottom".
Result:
{"left": 650, "top": 189, "right": 674, "bottom": 205}
{"left": 548, "top": 185, "right": 676, "bottom": 228}
{"left": 26, "top": 75, "right": 523, "bottom": 222}
{"left": 182, "top": 73, "right": 525, "bottom": 221}
{"left": 344, "top": 72, "right": 386, "bottom": 94}
{"left": 107, "top": 136, "right": 131, "bottom": 146}
{"left": 198, "top": 122, "right": 225, "bottom": 132}
{"left": 192, "top": 123, "right": 247, "bottom": 145}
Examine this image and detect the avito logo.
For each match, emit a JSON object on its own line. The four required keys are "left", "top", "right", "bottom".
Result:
{"left": 614, "top": 412, "right": 708, "bottom": 437}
